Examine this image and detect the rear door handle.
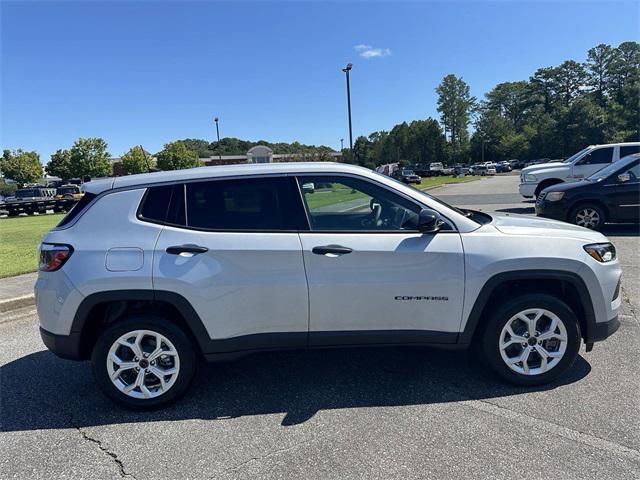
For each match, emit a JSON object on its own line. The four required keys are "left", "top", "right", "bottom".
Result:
{"left": 166, "top": 244, "right": 209, "bottom": 255}
{"left": 312, "top": 245, "right": 353, "bottom": 255}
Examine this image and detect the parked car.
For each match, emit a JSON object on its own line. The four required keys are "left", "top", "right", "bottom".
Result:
{"left": 429, "top": 162, "right": 444, "bottom": 176}
{"left": 441, "top": 167, "right": 455, "bottom": 176}
{"left": 496, "top": 161, "right": 512, "bottom": 173}
{"left": 509, "top": 159, "right": 525, "bottom": 169}
{"left": 519, "top": 142, "right": 640, "bottom": 198}
{"left": 55, "top": 184, "right": 83, "bottom": 201}
{"left": 393, "top": 168, "right": 421, "bottom": 184}
{"left": 474, "top": 164, "right": 496, "bottom": 176}
{"left": 3, "top": 186, "right": 56, "bottom": 215}
{"left": 413, "top": 164, "right": 431, "bottom": 176}
{"left": 453, "top": 164, "right": 470, "bottom": 176}
{"left": 37, "top": 162, "right": 621, "bottom": 409}
{"left": 536, "top": 154, "right": 640, "bottom": 229}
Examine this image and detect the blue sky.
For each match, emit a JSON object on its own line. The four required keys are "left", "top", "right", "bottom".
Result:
{"left": 1, "top": 1, "right": 639, "bottom": 162}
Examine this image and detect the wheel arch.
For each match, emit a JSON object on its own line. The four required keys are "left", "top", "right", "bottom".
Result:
{"left": 567, "top": 199, "right": 610, "bottom": 223}
{"left": 535, "top": 178, "right": 564, "bottom": 196}
{"left": 71, "top": 290, "right": 210, "bottom": 360}
{"left": 459, "top": 270, "right": 596, "bottom": 346}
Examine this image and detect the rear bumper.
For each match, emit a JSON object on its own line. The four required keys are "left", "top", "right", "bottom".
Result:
{"left": 40, "top": 327, "right": 84, "bottom": 360}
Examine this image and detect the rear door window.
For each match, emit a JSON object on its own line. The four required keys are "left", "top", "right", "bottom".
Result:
{"left": 181, "top": 176, "right": 307, "bottom": 231}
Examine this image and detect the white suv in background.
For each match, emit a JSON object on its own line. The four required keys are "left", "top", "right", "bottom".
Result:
{"left": 519, "top": 142, "right": 640, "bottom": 198}
{"left": 36, "top": 163, "right": 621, "bottom": 409}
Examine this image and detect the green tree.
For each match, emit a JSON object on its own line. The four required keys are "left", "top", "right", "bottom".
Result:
{"left": 156, "top": 141, "right": 202, "bottom": 171}
{"left": 553, "top": 60, "right": 587, "bottom": 106}
{"left": 69, "top": 138, "right": 112, "bottom": 178}
{"left": 120, "top": 146, "right": 155, "bottom": 175}
{"left": 46, "top": 149, "right": 73, "bottom": 181}
{"left": 585, "top": 43, "right": 615, "bottom": 104}
{"left": 436, "top": 74, "right": 476, "bottom": 162}
{"left": 0, "top": 149, "right": 42, "bottom": 185}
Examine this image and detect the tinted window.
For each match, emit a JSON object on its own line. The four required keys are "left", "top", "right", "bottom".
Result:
{"left": 623, "top": 161, "right": 640, "bottom": 181}
{"left": 184, "top": 177, "right": 306, "bottom": 231}
{"left": 580, "top": 147, "right": 613, "bottom": 165}
{"left": 57, "top": 192, "right": 97, "bottom": 227}
{"left": 298, "top": 175, "right": 421, "bottom": 232}
{"left": 138, "top": 185, "right": 173, "bottom": 223}
{"left": 620, "top": 146, "right": 640, "bottom": 158}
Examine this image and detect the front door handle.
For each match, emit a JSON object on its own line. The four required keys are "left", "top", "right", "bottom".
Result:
{"left": 312, "top": 245, "right": 353, "bottom": 255}
{"left": 166, "top": 244, "right": 209, "bottom": 255}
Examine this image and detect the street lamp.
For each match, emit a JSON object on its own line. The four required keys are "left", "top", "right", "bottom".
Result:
{"left": 340, "top": 138, "right": 344, "bottom": 150}
{"left": 342, "top": 63, "right": 353, "bottom": 156}
{"left": 214, "top": 117, "right": 221, "bottom": 161}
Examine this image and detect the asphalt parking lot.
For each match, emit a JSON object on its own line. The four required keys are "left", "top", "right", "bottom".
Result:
{"left": 1, "top": 173, "right": 639, "bottom": 480}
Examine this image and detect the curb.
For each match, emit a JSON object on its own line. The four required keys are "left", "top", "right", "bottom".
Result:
{"left": 0, "top": 294, "right": 35, "bottom": 313}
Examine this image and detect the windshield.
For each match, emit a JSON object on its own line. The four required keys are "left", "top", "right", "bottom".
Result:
{"left": 587, "top": 156, "right": 639, "bottom": 182}
{"left": 58, "top": 186, "right": 78, "bottom": 194}
{"left": 563, "top": 147, "right": 591, "bottom": 164}
{"left": 402, "top": 170, "right": 415, "bottom": 175}
{"left": 16, "top": 189, "right": 38, "bottom": 198}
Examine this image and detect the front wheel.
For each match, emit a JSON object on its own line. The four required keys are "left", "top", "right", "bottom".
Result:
{"left": 92, "top": 316, "right": 197, "bottom": 409}
{"left": 570, "top": 204, "right": 605, "bottom": 230}
{"left": 479, "top": 294, "right": 581, "bottom": 386}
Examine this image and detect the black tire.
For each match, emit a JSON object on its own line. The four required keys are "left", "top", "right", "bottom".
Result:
{"left": 569, "top": 203, "right": 606, "bottom": 230}
{"left": 478, "top": 293, "right": 581, "bottom": 386}
{"left": 92, "top": 315, "right": 197, "bottom": 410}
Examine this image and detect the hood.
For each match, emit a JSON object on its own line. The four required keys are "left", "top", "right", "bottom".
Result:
{"left": 491, "top": 213, "right": 607, "bottom": 242}
{"left": 522, "top": 162, "right": 565, "bottom": 174}
{"left": 522, "top": 165, "right": 571, "bottom": 177}
{"left": 543, "top": 179, "right": 593, "bottom": 193}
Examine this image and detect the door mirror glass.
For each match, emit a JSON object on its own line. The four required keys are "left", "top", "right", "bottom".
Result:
{"left": 302, "top": 182, "right": 315, "bottom": 194}
{"left": 418, "top": 208, "right": 442, "bottom": 233}
{"left": 617, "top": 173, "right": 631, "bottom": 183}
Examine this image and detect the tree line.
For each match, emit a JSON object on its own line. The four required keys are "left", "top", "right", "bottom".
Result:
{"left": 2, "top": 41, "right": 637, "bottom": 187}
{"left": 345, "top": 41, "right": 639, "bottom": 168}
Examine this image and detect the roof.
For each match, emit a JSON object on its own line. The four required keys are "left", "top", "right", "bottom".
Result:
{"left": 83, "top": 162, "right": 368, "bottom": 194}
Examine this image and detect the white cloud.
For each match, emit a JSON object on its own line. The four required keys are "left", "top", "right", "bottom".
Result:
{"left": 354, "top": 44, "right": 391, "bottom": 59}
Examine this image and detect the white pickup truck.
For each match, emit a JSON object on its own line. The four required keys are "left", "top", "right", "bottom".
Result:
{"left": 519, "top": 142, "right": 640, "bottom": 198}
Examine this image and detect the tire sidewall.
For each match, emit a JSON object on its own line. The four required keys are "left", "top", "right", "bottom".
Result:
{"left": 480, "top": 294, "right": 581, "bottom": 386}
{"left": 92, "top": 316, "right": 197, "bottom": 410}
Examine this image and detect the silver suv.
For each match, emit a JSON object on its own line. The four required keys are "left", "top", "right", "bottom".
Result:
{"left": 36, "top": 163, "right": 622, "bottom": 409}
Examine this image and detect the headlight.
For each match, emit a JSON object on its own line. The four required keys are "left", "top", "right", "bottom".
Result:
{"left": 584, "top": 243, "right": 616, "bottom": 263}
{"left": 524, "top": 174, "right": 537, "bottom": 182}
{"left": 545, "top": 191, "right": 564, "bottom": 202}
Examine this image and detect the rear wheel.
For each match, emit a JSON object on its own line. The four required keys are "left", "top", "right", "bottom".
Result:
{"left": 570, "top": 203, "right": 605, "bottom": 230}
{"left": 92, "top": 316, "right": 197, "bottom": 409}
{"left": 479, "top": 294, "right": 581, "bottom": 386}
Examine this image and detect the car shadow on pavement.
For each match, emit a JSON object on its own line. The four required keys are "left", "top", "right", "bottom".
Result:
{"left": 1, "top": 346, "right": 591, "bottom": 431}
{"left": 494, "top": 207, "right": 536, "bottom": 215}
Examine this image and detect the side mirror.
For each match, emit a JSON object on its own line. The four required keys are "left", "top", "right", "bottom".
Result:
{"left": 617, "top": 173, "right": 631, "bottom": 183}
{"left": 302, "top": 182, "right": 315, "bottom": 194}
{"left": 418, "top": 208, "right": 442, "bottom": 233}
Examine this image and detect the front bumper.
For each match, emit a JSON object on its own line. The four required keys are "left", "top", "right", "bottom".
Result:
{"left": 40, "top": 327, "right": 84, "bottom": 360}
{"left": 519, "top": 182, "right": 536, "bottom": 198}
{"left": 534, "top": 199, "right": 568, "bottom": 221}
{"left": 588, "top": 315, "right": 620, "bottom": 343}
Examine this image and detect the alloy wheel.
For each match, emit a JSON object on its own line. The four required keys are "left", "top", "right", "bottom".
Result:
{"left": 106, "top": 330, "right": 180, "bottom": 399}
{"left": 498, "top": 308, "right": 568, "bottom": 375}
{"left": 575, "top": 208, "right": 601, "bottom": 229}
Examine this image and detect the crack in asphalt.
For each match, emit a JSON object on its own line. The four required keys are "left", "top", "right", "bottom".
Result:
{"left": 21, "top": 394, "right": 137, "bottom": 479}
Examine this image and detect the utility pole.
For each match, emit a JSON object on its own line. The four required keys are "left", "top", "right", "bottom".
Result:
{"left": 214, "top": 117, "right": 221, "bottom": 161}
{"left": 342, "top": 63, "right": 353, "bottom": 156}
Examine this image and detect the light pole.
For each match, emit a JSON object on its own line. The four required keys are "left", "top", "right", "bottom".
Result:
{"left": 340, "top": 138, "right": 344, "bottom": 151}
{"left": 342, "top": 63, "right": 353, "bottom": 156}
{"left": 214, "top": 117, "right": 221, "bottom": 161}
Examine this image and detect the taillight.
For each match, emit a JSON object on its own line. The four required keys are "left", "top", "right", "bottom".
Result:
{"left": 39, "top": 244, "right": 73, "bottom": 272}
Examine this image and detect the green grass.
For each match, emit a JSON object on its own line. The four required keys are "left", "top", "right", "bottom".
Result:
{"left": 417, "top": 175, "right": 482, "bottom": 189}
{"left": 0, "top": 214, "right": 63, "bottom": 278}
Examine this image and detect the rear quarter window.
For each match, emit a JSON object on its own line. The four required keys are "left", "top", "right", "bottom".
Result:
{"left": 57, "top": 192, "right": 97, "bottom": 227}
{"left": 137, "top": 185, "right": 174, "bottom": 224}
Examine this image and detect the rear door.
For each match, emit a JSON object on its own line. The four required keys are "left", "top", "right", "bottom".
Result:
{"left": 295, "top": 174, "right": 465, "bottom": 346}
{"left": 152, "top": 176, "right": 310, "bottom": 353}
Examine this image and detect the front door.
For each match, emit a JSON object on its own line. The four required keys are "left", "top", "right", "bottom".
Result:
{"left": 295, "top": 175, "right": 465, "bottom": 346}
{"left": 573, "top": 147, "right": 614, "bottom": 179}
{"left": 604, "top": 160, "right": 640, "bottom": 222}
{"left": 152, "top": 176, "right": 310, "bottom": 353}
